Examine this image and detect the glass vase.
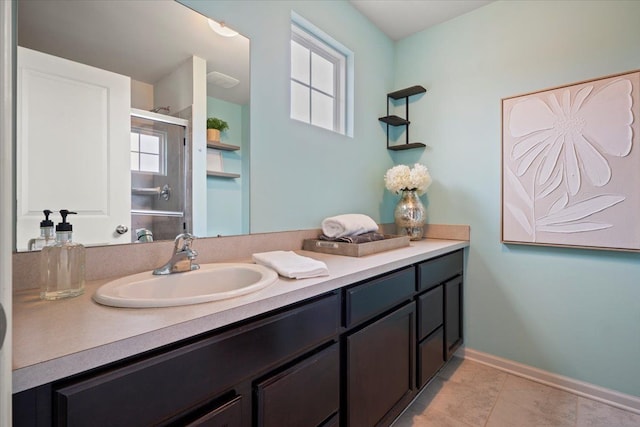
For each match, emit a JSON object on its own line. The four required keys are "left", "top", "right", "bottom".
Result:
{"left": 394, "top": 189, "right": 426, "bottom": 240}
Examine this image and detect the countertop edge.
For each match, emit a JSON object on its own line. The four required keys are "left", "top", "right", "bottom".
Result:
{"left": 13, "top": 239, "right": 468, "bottom": 393}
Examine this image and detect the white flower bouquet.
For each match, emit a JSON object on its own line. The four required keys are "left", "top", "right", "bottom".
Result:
{"left": 384, "top": 163, "right": 432, "bottom": 196}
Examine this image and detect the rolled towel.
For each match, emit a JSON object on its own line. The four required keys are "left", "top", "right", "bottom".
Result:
{"left": 318, "top": 231, "right": 386, "bottom": 244}
{"left": 252, "top": 250, "right": 329, "bottom": 279}
{"left": 321, "top": 214, "right": 379, "bottom": 238}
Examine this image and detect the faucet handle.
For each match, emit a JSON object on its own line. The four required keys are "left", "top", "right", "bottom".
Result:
{"left": 174, "top": 233, "right": 197, "bottom": 252}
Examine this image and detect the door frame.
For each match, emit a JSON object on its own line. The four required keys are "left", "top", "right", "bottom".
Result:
{"left": 0, "top": 0, "right": 14, "bottom": 424}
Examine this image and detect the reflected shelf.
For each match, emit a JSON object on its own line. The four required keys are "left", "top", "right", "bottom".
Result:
{"left": 207, "top": 171, "right": 240, "bottom": 179}
{"left": 207, "top": 141, "right": 240, "bottom": 151}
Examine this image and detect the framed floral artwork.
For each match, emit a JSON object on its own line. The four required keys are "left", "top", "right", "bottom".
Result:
{"left": 501, "top": 70, "right": 640, "bottom": 251}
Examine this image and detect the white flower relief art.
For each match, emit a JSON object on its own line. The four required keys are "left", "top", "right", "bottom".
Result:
{"left": 502, "top": 71, "right": 640, "bottom": 250}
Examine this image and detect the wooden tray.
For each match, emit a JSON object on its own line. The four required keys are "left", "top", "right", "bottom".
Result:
{"left": 302, "top": 234, "right": 410, "bottom": 257}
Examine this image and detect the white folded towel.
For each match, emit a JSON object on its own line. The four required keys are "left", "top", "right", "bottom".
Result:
{"left": 321, "top": 214, "right": 379, "bottom": 238}
{"left": 252, "top": 251, "right": 329, "bottom": 279}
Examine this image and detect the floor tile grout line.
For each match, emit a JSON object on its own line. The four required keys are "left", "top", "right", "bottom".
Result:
{"left": 482, "top": 370, "right": 510, "bottom": 427}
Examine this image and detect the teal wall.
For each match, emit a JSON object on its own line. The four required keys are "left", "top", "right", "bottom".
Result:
{"left": 182, "top": 0, "right": 397, "bottom": 232}
{"left": 182, "top": 0, "right": 640, "bottom": 398}
{"left": 206, "top": 96, "right": 248, "bottom": 236}
{"left": 395, "top": 1, "right": 640, "bottom": 397}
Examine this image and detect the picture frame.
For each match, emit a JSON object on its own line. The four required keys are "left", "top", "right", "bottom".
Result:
{"left": 501, "top": 70, "right": 640, "bottom": 251}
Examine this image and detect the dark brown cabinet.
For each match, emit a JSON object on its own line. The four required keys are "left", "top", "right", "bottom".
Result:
{"left": 415, "top": 249, "right": 464, "bottom": 388}
{"left": 345, "top": 302, "right": 416, "bottom": 427}
{"left": 343, "top": 266, "right": 416, "bottom": 427}
{"left": 445, "top": 275, "right": 463, "bottom": 360}
{"left": 14, "top": 249, "right": 465, "bottom": 427}
{"left": 255, "top": 343, "right": 339, "bottom": 427}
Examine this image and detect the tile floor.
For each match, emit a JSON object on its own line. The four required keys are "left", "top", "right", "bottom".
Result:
{"left": 392, "top": 357, "right": 640, "bottom": 427}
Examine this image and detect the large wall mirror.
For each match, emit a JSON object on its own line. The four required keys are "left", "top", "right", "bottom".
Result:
{"left": 15, "top": 0, "right": 250, "bottom": 252}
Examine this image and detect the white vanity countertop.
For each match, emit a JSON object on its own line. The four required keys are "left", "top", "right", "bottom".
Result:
{"left": 13, "top": 238, "right": 468, "bottom": 393}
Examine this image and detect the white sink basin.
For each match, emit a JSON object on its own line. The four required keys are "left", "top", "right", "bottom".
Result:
{"left": 93, "top": 263, "right": 278, "bottom": 308}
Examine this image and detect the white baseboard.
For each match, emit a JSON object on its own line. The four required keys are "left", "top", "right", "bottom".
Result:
{"left": 457, "top": 347, "right": 640, "bottom": 415}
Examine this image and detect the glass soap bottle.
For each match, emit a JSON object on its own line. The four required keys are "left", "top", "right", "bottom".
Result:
{"left": 40, "top": 210, "right": 86, "bottom": 300}
{"left": 28, "top": 209, "right": 56, "bottom": 251}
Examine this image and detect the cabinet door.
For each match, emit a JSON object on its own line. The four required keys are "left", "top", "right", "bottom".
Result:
{"left": 346, "top": 302, "right": 415, "bottom": 427}
{"left": 255, "top": 344, "right": 339, "bottom": 427}
{"left": 444, "top": 276, "right": 463, "bottom": 360}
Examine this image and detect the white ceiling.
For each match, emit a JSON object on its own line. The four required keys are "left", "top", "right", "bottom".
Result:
{"left": 350, "top": 0, "right": 494, "bottom": 41}
{"left": 17, "top": 0, "right": 250, "bottom": 106}
{"left": 17, "top": 0, "right": 492, "bottom": 110}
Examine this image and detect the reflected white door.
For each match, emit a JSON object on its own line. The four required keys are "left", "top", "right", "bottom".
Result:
{"left": 16, "top": 47, "right": 131, "bottom": 249}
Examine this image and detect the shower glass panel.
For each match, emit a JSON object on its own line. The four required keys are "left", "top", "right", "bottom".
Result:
{"left": 130, "top": 113, "right": 188, "bottom": 242}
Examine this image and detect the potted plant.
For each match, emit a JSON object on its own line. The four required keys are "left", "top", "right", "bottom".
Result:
{"left": 206, "top": 117, "right": 229, "bottom": 142}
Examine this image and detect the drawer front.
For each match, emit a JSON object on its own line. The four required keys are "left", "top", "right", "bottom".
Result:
{"left": 417, "top": 327, "right": 445, "bottom": 388}
{"left": 418, "top": 285, "right": 443, "bottom": 340}
{"left": 418, "top": 250, "right": 463, "bottom": 291}
{"left": 55, "top": 293, "right": 340, "bottom": 427}
{"left": 184, "top": 395, "right": 243, "bottom": 427}
{"left": 255, "top": 344, "right": 339, "bottom": 427}
{"left": 345, "top": 267, "right": 415, "bottom": 328}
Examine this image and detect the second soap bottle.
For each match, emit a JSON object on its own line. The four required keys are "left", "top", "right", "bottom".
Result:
{"left": 40, "top": 210, "right": 86, "bottom": 300}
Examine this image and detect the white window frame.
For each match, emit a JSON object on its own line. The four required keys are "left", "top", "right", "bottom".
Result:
{"left": 290, "top": 13, "right": 352, "bottom": 136}
{"left": 130, "top": 126, "right": 167, "bottom": 175}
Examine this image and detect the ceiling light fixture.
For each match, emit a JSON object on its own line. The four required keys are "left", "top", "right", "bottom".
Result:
{"left": 207, "top": 19, "right": 239, "bottom": 38}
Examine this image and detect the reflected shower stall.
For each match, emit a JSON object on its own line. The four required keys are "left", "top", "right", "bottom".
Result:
{"left": 130, "top": 110, "right": 190, "bottom": 242}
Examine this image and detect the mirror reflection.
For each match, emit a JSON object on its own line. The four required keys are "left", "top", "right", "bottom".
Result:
{"left": 15, "top": 0, "right": 250, "bottom": 252}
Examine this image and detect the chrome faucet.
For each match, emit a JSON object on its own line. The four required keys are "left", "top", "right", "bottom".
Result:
{"left": 153, "top": 233, "right": 200, "bottom": 275}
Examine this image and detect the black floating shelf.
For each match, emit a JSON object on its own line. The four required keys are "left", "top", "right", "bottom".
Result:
{"left": 387, "top": 142, "right": 426, "bottom": 151}
{"left": 379, "top": 85, "right": 427, "bottom": 151}
{"left": 378, "top": 115, "right": 409, "bottom": 126}
{"left": 387, "top": 85, "right": 426, "bottom": 100}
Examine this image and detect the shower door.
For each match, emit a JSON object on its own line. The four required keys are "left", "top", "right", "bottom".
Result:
{"left": 130, "top": 110, "right": 189, "bottom": 242}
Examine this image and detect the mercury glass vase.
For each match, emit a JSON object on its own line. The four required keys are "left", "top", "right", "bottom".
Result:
{"left": 394, "top": 189, "right": 426, "bottom": 240}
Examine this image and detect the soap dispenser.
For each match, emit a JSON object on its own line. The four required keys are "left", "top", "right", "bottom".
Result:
{"left": 28, "top": 209, "right": 56, "bottom": 251}
{"left": 40, "top": 210, "right": 86, "bottom": 300}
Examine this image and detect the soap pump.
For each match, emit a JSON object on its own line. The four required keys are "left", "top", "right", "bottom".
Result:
{"left": 28, "top": 209, "right": 56, "bottom": 251}
{"left": 40, "top": 210, "right": 86, "bottom": 300}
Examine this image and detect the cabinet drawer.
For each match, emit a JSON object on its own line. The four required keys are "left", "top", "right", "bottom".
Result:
{"left": 255, "top": 344, "right": 339, "bottom": 427}
{"left": 418, "top": 285, "right": 443, "bottom": 340}
{"left": 417, "top": 327, "right": 444, "bottom": 388}
{"left": 184, "top": 395, "right": 243, "bottom": 427}
{"left": 418, "top": 250, "right": 463, "bottom": 291}
{"left": 345, "top": 267, "right": 415, "bottom": 328}
{"left": 54, "top": 293, "right": 340, "bottom": 427}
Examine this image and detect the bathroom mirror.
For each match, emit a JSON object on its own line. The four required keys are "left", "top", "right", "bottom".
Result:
{"left": 15, "top": 0, "right": 250, "bottom": 251}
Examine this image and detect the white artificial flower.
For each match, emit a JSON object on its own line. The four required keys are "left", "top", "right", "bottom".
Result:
{"left": 384, "top": 163, "right": 432, "bottom": 195}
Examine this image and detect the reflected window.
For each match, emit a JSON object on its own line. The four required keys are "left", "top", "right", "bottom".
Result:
{"left": 290, "top": 15, "right": 352, "bottom": 135}
{"left": 130, "top": 128, "right": 167, "bottom": 174}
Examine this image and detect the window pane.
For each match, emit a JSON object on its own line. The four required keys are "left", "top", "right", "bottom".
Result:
{"left": 140, "top": 134, "right": 160, "bottom": 154}
{"left": 139, "top": 153, "right": 160, "bottom": 173}
{"left": 130, "top": 132, "right": 139, "bottom": 151}
{"left": 311, "top": 52, "right": 334, "bottom": 95}
{"left": 311, "top": 90, "right": 334, "bottom": 131}
{"left": 291, "top": 80, "right": 310, "bottom": 123}
{"left": 130, "top": 152, "right": 139, "bottom": 171}
{"left": 291, "top": 40, "right": 310, "bottom": 84}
